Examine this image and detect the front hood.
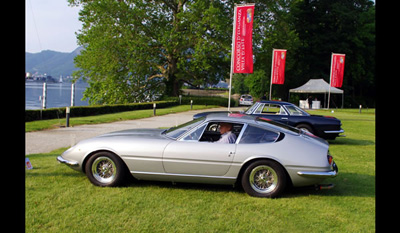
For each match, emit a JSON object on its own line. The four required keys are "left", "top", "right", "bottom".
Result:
{"left": 97, "top": 128, "right": 165, "bottom": 139}
{"left": 310, "top": 114, "right": 340, "bottom": 122}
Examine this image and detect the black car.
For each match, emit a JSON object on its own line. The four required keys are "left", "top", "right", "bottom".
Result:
{"left": 193, "top": 101, "right": 345, "bottom": 140}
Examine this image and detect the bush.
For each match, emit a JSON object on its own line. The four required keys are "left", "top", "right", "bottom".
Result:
{"left": 25, "top": 101, "right": 177, "bottom": 122}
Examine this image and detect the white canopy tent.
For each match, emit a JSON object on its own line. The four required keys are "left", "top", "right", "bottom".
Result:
{"left": 289, "top": 79, "right": 344, "bottom": 108}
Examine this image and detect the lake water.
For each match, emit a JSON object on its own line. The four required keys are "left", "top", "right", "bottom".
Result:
{"left": 25, "top": 82, "right": 89, "bottom": 110}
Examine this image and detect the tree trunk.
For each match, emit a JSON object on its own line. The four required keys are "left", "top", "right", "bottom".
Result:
{"left": 164, "top": 75, "right": 181, "bottom": 97}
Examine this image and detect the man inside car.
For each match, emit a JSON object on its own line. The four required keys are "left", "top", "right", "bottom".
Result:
{"left": 216, "top": 122, "right": 237, "bottom": 144}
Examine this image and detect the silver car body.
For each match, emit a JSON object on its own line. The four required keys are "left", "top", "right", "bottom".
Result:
{"left": 58, "top": 113, "right": 337, "bottom": 188}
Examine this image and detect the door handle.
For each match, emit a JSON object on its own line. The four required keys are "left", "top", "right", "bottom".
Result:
{"left": 281, "top": 117, "right": 288, "bottom": 120}
{"left": 229, "top": 151, "right": 235, "bottom": 157}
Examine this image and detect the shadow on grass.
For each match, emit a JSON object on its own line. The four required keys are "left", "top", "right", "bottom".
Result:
{"left": 124, "top": 178, "right": 243, "bottom": 194}
{"left": 120, "top": 171, "right": 374, "bottom": 198}
{"left": 284, "top": 172, "right": 374, "bottom": 198}
{"left": 328, "top": 137, "right": 374, "bottom": 146}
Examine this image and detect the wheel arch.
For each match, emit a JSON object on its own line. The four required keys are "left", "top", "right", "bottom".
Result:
{"left": 295, "top": 122, "right": 315, "bottom": 132}
{"left": 236, "top": 157, "right": 293, "bottom": 188}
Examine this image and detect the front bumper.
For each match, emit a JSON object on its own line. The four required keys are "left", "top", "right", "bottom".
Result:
{"left": 297, "top": 161, "right": 338, "bottom": 178}
{"left": 324, "top": 129, "right": 344, "bottom": 134}
{"left": 57, "top": 156, "right": 79, "bottom": 167}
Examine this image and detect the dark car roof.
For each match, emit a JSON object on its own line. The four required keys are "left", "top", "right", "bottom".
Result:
{"left": 257, "top": 100, "right": 294, "bottom": 106}
{"left": 204, "top": 112, "right": 257, "bottom": 123}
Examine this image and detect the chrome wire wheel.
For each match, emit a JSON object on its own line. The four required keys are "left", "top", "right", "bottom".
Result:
{"left": 91, "top": 156, "right": 117, "bottom": 184}
{"left": 249, "top": 165, "right": 278, "bottom": 194}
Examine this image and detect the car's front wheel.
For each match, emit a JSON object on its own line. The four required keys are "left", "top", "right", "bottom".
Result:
{"left": 85, "top": 151, "right": 127, "bottom": 187}
{"left": 241, "top": 160, "right": 286, "bottom": 198}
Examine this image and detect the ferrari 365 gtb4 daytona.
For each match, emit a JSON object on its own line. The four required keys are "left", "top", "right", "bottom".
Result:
{"left": 57, "top": 113, "right": 338, "bottom": 198}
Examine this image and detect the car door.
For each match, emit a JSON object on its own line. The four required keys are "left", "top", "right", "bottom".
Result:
{"left": 162, "top": 123, "right": 237, "bottom": 176}
{"left": 252, "top": 103, "right": 289, "bottom": 125}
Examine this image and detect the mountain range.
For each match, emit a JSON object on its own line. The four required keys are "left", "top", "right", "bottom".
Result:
{"left": 25, "top": 46, "right": 83, "bottom": 77}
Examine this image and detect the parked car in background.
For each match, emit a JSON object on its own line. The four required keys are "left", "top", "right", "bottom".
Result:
{"left": 193, "top": 101, "right": 345, "bottom": 140}
{"left": 239, "top": 94, "right": 253, "bottom": 106}
{"left": 57, "top": 113, "right": 338, "bottom": 198}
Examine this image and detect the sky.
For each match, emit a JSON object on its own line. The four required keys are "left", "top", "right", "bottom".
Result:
{"left": 26, "top": 0, "right": 82, "bottom": 53}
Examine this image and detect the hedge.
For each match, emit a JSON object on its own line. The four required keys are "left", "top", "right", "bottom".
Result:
{"left": 162, "top": 96, "right": 237, "bottom": 107}
{"left": 25, "top": 101, "right": 177, "bottom": 122}
{"left": 25, "top": 96, "right": 236, "bottom": 122}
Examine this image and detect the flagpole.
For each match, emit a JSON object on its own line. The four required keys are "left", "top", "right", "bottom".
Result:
{"left": 327, "top": 53, "right": 333, "bottom": 109}
{"left": 269, "top": 49, "right": 275, "bottom": 100}
{"left": 228, "top": 4, "right": 238, "bottom": 112}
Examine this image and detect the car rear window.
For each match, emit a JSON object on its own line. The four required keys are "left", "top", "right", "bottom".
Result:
{"left": 239, "top": 125, "right": 279, "bottom": 144}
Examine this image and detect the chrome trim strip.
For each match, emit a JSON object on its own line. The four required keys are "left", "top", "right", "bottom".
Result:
{"left": 324, "top": 129, "right": 345, "bottom": 134}
{"left": 130, "top": 171, "right": 237, "bottom": 180}
{"left": 297, "top": 170, "right": 337, "bottom": 178}
{"left": 57, "top": 156, "right": 79, "bottom": 167}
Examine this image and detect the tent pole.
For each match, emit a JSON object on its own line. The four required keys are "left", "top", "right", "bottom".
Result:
{"left": 342, "top": 92, "right": 344, "bottom": 109}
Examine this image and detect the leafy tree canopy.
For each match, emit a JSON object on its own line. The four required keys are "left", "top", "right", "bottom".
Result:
{"left": 69, "top": 0, "right": 375, "bottom": 107}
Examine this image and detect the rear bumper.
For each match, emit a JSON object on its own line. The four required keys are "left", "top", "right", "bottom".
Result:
{"left": 297, "top": 170, "right": 337, "bottom": 178}
{"left": 297, "top": 161, "right": 338, "bottom": 178}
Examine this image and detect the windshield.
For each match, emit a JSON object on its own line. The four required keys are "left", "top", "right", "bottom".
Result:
{"left": 163, "top": 117, "right": 205, "bottom": 139}
{"left": 285, "top": 105, "right": 310, "bottom": 116}
{"left": 245, "top": 102, "right": 259, "bottom": 114}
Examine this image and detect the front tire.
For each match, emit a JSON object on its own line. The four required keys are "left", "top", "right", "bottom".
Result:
{"left": 241, "top": 160, "right": 286, "bottom": 198}
{"left": 85, "top": 151, "right": 127, "bottom": 187}
{"left": 296, "top": 124, "right": 314, "bottom": 134}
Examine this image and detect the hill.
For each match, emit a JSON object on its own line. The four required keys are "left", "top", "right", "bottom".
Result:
{"left": 25, "top": 47, "right": 83, "bottom": 77}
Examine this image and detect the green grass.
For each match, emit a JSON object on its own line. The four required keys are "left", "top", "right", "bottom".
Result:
{"left": 25, "top": 105, "right": 220, "bottom": 132}
{"left": 26, "top": 109, "right": 375, "bottom": 232}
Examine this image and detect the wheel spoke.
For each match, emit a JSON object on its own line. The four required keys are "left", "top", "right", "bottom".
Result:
{"left": 92, "top": 156, "right": 117, "bottom": 184}
{"left": 249, "top": 165, "right": 278, "bottom": 194}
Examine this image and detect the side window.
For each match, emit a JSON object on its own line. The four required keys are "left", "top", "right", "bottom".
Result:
{"left": 239, "top": 125, "right": 279, "bottom": 144}
{"left": 181, "top": 124, "right": 207, "bottom": 141}
{"left": 198, "top": 122, "right": 244, "bottom": 143}
{"left": 261, "top": 104, "right": 287, "bottom": 115}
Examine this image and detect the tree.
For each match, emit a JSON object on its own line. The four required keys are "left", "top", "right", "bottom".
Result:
{"left": 291, "top": 0, "right": 375, "bottom": 106}
{"left": 69, "top": 0, "right": 233, "bottom": 104}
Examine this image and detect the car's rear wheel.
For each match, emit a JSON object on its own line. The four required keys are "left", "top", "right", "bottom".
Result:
{"left": 85, "top": 151, "right": 127, "bottom": 187}
{"left": 241, "top": 160, "right": 286, "bottom": 198}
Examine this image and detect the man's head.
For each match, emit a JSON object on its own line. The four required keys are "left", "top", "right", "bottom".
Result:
{"left": 219, "top": 122, "right": 233, "bottom": 134}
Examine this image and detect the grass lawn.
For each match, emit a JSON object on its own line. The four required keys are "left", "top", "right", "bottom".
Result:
{"left": 25, "top": 105, "right": 220, "bottom": 132}
{"left": 25, "top": 109, "right": 375, "bottom": 232}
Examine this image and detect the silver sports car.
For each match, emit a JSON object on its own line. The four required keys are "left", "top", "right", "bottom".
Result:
{"left": 57, "top": 113, "right": 338, "bottom": 198}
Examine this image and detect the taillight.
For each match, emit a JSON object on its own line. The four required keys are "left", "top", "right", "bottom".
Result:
{"left": 327, "top": 154, "right": 333, "bottom": 165}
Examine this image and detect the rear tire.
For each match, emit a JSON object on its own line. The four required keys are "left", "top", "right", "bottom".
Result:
{"left": 85, "top": 151, "right": 127, "bottom": 187}
{"left": 241, "top": 160, "right": 286, "bottom": 198}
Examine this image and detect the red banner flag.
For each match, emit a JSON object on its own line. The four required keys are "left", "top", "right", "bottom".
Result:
{"left": 330, "top": 53, "right": 346, "bottom": 88}
{"left": 271, "top": 49, "right": 287, "bottom": 84}
{"left": 233, "top": 4, "right": 255, "bottom": 73}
